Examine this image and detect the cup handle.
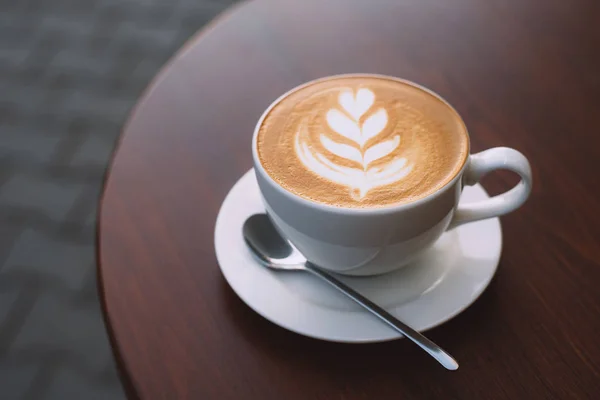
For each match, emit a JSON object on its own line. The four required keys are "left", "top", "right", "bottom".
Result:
{"left": 447, "top": 147, "right": 532, "bottom": 230}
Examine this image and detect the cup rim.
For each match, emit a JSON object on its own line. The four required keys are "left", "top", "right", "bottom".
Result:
{"left": 252, "top": 73, "right": 471, "bottom": 215}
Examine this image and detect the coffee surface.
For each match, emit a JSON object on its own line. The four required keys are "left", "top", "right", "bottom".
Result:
{"left": 257, "top": 75, "right": 469, "bottom": 208}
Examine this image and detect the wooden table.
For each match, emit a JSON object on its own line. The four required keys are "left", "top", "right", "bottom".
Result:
{"left": 98, "top": 0, "right": 600, "bottom": 398}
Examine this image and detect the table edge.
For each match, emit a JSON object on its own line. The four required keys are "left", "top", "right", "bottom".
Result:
{"left": 95, "top": 1, "right": 251, "bottom": 397}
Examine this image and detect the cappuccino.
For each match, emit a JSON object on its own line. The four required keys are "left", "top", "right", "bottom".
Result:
{"left": 257, "top": 75, "right": 469, "bottom": 208}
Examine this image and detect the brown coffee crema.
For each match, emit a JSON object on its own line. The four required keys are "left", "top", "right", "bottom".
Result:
{"left": 257, "top": 76, "right": 469, "bottom": 208}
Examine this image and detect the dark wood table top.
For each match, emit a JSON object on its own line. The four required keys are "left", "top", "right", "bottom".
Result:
{"left": 98, "top": 0, "right": 600, "bottom": 398}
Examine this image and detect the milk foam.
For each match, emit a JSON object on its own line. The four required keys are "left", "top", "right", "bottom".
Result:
{"left": 257, "top": 75, "right": 469, "bottom": 208}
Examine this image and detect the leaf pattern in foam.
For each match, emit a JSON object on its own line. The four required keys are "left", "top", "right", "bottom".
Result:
{"left": 363, "top": 135, "right": 400, "bottom": 166}
{"left": 294, "top": 87, "right": 414, "bottom": 200}
{"left": 367, "top": 157, "right": 412, "bottom": 186}
{"left": 295, "top": 131, "right": 360, "bottom": 187}
{"left": 320, "top": 134, "right": 363, "bottom": 165}
{"left": 339, "top": 88, "right": 375, "bottom": 120}
{"left": 326, "top": 109, "right": 361, "bottom": 144}
{"left": 360, "top": 108, "right": 388, "bottom": 147}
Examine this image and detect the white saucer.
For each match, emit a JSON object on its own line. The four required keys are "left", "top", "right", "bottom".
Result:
{"left": 215, "top": 170, "right": 502, "bottom": 343}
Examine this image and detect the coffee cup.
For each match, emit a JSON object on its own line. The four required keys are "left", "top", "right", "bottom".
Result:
{"left": 252, "top": 74, "right": 532, "bottom": 276}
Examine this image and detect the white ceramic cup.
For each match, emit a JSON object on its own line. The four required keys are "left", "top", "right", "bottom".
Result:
{"left": 252, "top": 74, "right": 532, "bottom": 276}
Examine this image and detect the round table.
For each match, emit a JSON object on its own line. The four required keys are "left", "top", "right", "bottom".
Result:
{"left": 99, "top": 0, "right": 600, "bottom": 398}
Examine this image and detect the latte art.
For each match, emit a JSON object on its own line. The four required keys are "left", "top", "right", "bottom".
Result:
{"left": 257, "top": 75, "right": 469, "bottom": 208}
{"left": 295, "top": 88, "right": 412, "bottom": 199}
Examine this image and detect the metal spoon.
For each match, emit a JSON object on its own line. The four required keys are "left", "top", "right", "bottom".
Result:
{"left": 243, "top": 213, "right": 459, "bottom": 370}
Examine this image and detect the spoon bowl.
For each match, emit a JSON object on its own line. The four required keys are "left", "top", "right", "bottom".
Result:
{"left": 243, "top": 214, "right": 307, "bottom": 270}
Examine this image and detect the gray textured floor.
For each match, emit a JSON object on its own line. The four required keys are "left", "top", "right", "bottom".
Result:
{"left": 0, "top": 0, "right": 237, "bottom": 398}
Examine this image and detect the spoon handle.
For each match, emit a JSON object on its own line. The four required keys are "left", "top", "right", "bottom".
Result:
{"left": 304, "top": 263, "right": 459, "bottom": 370}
